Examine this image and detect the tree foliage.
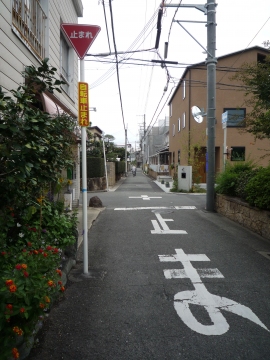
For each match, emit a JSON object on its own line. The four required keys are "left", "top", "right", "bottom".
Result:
{"left": 0, "top": 58, "right": 77, "bottom": 211}
{"left": 233, "top": 54, "right": 270, "bottom": 139}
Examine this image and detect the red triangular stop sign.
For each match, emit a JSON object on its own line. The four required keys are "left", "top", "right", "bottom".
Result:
{"left": 61, "top": 24, "right": 101, "bottom": 59}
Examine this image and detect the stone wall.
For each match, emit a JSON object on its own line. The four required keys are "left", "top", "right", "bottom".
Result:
{"left": 86, "top": 177, "right": 107, "bottom": 191}
{"left": 215, "top": 194, "right": 270, "bottom": 240}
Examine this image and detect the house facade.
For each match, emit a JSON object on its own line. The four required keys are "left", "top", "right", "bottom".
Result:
{"left": 0, "top": 0, "right": 83, "bottom": 203}
{"left": 146, "top": 117, "right": 170, "bottom": 178}
{"left": 168, "top": 46, "right": 270, "bottom": 183}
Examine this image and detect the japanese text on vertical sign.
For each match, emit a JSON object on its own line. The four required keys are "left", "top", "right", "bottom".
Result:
{"left": 78, "top": 82, "right": 89, "bottom": 127}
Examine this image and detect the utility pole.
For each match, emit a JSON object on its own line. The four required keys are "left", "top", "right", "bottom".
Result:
{"left": 205, "top": 0, "right": 217, "bottom": 211}
{"left": 164, "top": 1, "right": 217, "bottom": 211}
{"left": 125, "top": 127, "right": 127, "bottom": 176}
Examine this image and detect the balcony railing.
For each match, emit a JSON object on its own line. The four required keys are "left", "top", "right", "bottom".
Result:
{"left": 12, "top": 0, "right": 47, "bottom": 60}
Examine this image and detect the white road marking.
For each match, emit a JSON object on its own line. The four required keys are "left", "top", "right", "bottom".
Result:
{"left": 159, "top": 249, "right": 269, "bottom": 335}
{"left": 151, "top": 212, "right": 187, "bottom": 234}
{"left": 129, "top": 195, "right": 162, "bottom": 200}
{"left": 114, "top": 206, "right": 196, "bottom": 211}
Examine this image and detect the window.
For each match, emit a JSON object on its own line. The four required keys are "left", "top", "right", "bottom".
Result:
{"left": 183, "top": 80, "right": 186, "bottom": 99}
{"left": 182, "top": 112, "right": 186, "bottom": 129}
{"left": 12, "top": 0, "right": 47, "bottom": 59}
{"left": 60, "top": 33, "right": 70, "bottom": 94}
{"left": 178, "top": 150, "right": 180, "bottom": 164}
{"left": 178, "top": 118, "right": 181, "bottom": 132}
{"left": 224, "top": 108, "right": 245, "bottom": 127}
{"left": 231, "top": 147, "right": 245, "bottom": 161}
{"left": 172, "top": 124, "right": 175, "bottom": 136}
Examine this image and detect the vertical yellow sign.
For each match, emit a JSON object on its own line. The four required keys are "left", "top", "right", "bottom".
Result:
{"left": 78, "top": 82, "right": 89, "bottom": 126}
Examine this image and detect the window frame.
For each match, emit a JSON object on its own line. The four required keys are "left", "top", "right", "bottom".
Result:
{"left": 231, "top": 146, "right": 245, "bottom": 161}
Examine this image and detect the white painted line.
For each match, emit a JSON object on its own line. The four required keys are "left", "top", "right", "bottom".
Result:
{"left": 114, "top": 206, "right": 197, "bottom": 211}
{"left": 129, "top": 195, "right": 162, "bottom": 200}
{"left": 114, "top": 206, "right": 172, "bottom": 211}
{"left": 175, "top": 206, "right": 197, "bottom": 209}
{"left": 159, "top": 248, "right": 269, "bottom": 335}
{"left": 151, "top": 212, "right": 188, "bottom": 234}
{"left": 164, "top": 268, "right": 224, "bottom": 279}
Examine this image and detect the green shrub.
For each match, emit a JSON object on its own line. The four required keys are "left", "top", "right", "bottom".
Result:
{"left": 245, "top": 166, "right": 270, "bottom": 209}
{"left": 215, "top": 161, "right": 256, "bottom": 197}
{"left": 115, "top": 161, "right": 125, "bottom": 175}
{"left": 85, "top": 157, "right": 104, "bottom": 178}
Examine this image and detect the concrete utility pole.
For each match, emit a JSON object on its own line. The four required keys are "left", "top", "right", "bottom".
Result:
{"left": 125, "top": 128, "right": 127, "bottom": 176}
{"left": 164, "top": 1, "right": 217, "bottom": 211}
{"left": 205, "top": 0, "right": 217, "bottom": 211}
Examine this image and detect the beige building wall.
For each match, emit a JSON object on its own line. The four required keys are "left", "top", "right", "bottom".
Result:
{"left": 169, "top": 47, "right": 270, "bottom": 182}
{"left": 0, "top": 0, "right": 82, "bottom": 116}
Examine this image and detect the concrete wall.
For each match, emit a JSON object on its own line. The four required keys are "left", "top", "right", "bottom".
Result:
{"left": 107, "top": 162, "right": 116, "bottom": 186}
{"left": 215, "top": 194, "right": 270, "bottom": 241}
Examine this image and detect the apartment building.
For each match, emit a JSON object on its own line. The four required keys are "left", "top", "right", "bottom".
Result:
{"left": 168, "top": 46, "right": 270, "bottom": 183}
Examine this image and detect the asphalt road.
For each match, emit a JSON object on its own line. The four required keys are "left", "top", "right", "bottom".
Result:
{"left": 28, "top": 169, "right": 270, "bottom": 360}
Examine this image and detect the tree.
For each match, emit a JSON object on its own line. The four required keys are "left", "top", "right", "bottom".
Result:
{"left": 0, "top": 59, "right": 77, "bottom": 221}
{"left": 233, "top": 54, "right": 270, "bottom": 139}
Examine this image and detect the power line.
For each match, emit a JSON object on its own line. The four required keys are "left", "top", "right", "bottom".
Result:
{"left": 108, "top": 0, "right": 125, "bottom": 129}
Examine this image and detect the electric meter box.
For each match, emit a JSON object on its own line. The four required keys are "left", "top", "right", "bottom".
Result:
{"left": 178, "top": 166, "right": 192, "bottom": 191}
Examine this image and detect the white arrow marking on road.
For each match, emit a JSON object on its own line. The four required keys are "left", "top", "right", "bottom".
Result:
{"left": 151, "top": 212, "right": 187, "bottom": 234}
{"left": 129, "top": 195, "right": 162, "bottom": 200}
{"left": 159, "top": 249, "right": 269, "bottom": 335}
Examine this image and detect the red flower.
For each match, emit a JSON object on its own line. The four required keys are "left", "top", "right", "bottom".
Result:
{"left": 20, "top": 307, "right": 25, "bottom": 313}
{"left": 12, "top": 348, "right": 20, "bottom": 359}
{"left": 6, "top": 304, "right": 13, "bottom": 310}
{"left": 47, "top": 280, "right": 54, "bottom": 287}
{"left": 1, "top": 251, "right": 6, "bottom": 256}
{"left": 33, "top": 250, "right": 39, "bottom": 255}
{"left": 39, "top": 303, "right": 45, "bottom": 309}
{"left": 60, "top": 286, "right": 65, "bottom": 292}
{"left": 56, "top": 269, "right": 62, "bottom": 276}
{"left": 43, "top": 252, "right": 48, "bottom": 257}
{"left": 58, "top": 280, "right": 63, "bottom": 285}
{"left": 23, "top": 271, "right": 29, "bottom": 277}
{"left": 46, "top": 245, "right": 52, "bottom": 251}
{"left": 22, "top": 249, "right": 27, "bottom": 252}
{"left": 38, "top": 249, "right": 43, "bottom": 253}
{"left": 5, "top": 279, "right": 13, "bottom": 287}
{"left": 21, "top": 263, "right": 27, "bottom": 270}
{"left": 9, "top": 285, "right": 17, "bottom": 293}
{"left": 15, "top": 264, "right": 22, "bottom": 270}
{"left": 31, "top": 227, "right": 37, "bottom": 232}
{"left": 27, "top": 242, "right": 32, "bottom": 247}
{"left": 53, "top": 248, "right": 59, "bottom": 253}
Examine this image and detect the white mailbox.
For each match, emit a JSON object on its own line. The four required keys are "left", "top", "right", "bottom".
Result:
{"left": 178, "top": 166, "right": 192, "bottom": 191}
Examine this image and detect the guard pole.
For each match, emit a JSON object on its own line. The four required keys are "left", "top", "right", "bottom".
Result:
{"left": 206, "top": 0, "right": 217, "bottom": 211}
{"left": 80, "top": 59, "right": 88, "bottom": 274}
{"left": 102, "top": 134, "right": 109, "bottom": 191}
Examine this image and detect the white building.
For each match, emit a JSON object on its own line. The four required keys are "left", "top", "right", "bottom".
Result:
{"left": 0, "top": 0, "right": 83, "bottom": 204}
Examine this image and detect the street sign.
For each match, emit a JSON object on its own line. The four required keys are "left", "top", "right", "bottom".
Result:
{"left": 61, "top": 24, "right": 101, "bottom": 59}
{"left": 222, "top": 111, "right": 228, "bottom": 129}
{"left": 78, "top": 82, "right": 89, "bottom": 126}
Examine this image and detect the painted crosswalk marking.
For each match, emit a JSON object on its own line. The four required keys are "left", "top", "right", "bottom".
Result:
{"left": 151, "top": 212, "right": 187, "bottom": 234}
{"left": 159, "top": 249, "right": 269, "bottom": 335}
